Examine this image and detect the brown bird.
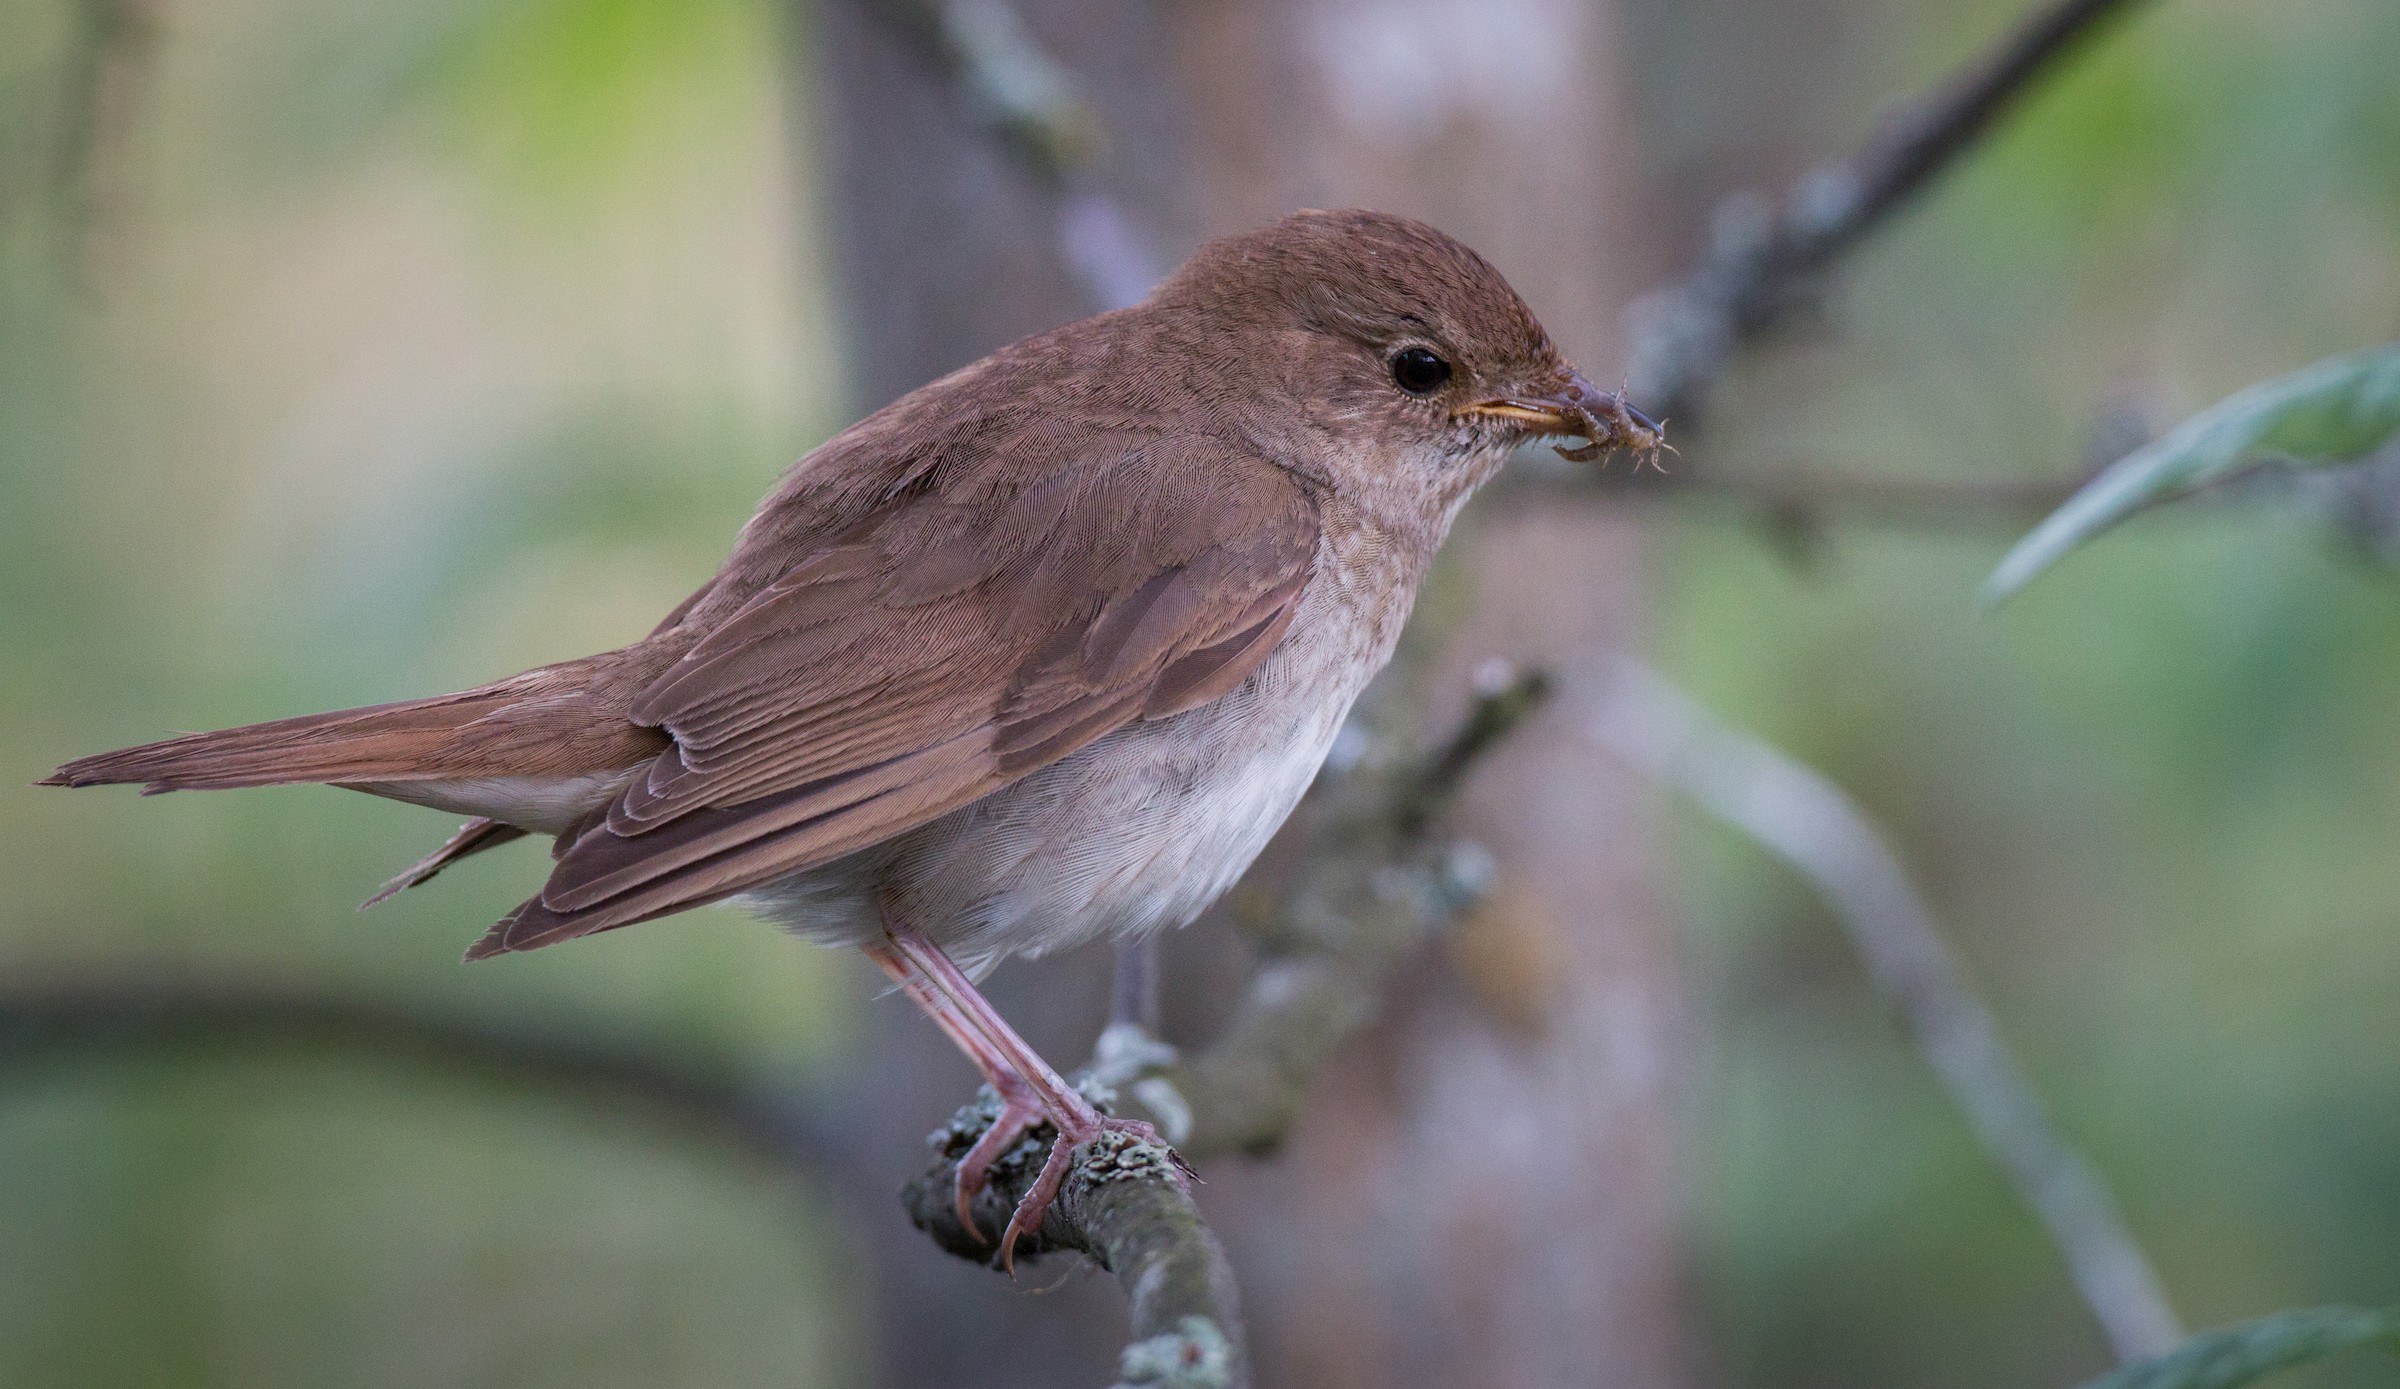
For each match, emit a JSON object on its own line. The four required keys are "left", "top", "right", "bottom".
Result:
{"left": 43, "top": 209, "right": 1659, "bottom": 1260}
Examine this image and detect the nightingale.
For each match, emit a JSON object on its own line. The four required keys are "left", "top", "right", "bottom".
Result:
{"left": 45, "top": 208, "right": 1660, "bottom": 1260}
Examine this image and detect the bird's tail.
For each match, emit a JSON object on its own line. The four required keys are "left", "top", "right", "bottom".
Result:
{"left": 41, "top": 653, "right": 678, "bottom": 917}
{"left": 38, "top": 688, "right": 533, "bottom": 794}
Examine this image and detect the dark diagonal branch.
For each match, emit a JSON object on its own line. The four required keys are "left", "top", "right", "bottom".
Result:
{"left": 1625, "top": 0, "right": 2155, "bottom": 423}
{"left": 0, "top": 986, "right": 1240, "bottom": 1387}
{"left": 0, "top": 984, "right": 836, "bottom": 1169}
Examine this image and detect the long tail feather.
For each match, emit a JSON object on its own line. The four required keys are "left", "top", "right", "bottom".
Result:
{"left": 39, "top": 690, "right": 519, "bottom": 794}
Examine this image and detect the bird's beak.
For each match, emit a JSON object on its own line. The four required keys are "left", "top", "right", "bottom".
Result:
{"left": 1458, "top": 371, "right": 1664, "bottom": 463}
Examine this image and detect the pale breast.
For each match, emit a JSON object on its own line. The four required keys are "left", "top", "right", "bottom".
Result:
{"left": 741, "top": 502, "right": 1422, "bottom": 978}
{"left": 886, "top": 653, "right": 1360, "bottom": 975}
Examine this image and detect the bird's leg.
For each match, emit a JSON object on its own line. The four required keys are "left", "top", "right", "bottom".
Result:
{"left": 876, "top": 917, "right": 1182, "bottom": 1270}
{"left": 860, "top": 940, "right": 1048, "bottom": 1236}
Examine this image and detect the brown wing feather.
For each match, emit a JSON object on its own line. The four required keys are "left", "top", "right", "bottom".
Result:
{"left": 360, "top": 817, "right": 527, "bottom": 910}
{"left": 467, "top": 436, "right": 1319, "bottom": 959}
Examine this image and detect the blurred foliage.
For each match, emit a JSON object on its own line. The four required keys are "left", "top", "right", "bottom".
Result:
{"left": 1641, "top": 1, "right": 2400, "bottom": 1387}
{"left": 425, "top": 0, "right": 778, "bottom": 198}
{"left": 1987, "top": 344, "right": 2400, "bottom": 601}
{"left": 2076, "top": 1307, "right": 2400, "bottom": 1389}
{"left": 0, "top": 1057, "right": 853, "bottom": 1388}
{"left": 2, "top": 0, "right": 853, "bottom": 1383}
{"left": 2, "top": 0, "right": 2397, "bottom": 1385}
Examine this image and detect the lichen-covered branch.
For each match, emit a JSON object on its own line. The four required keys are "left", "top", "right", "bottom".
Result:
{"left": 903, "top": 1102, "right": 1245, "bottom": 1389}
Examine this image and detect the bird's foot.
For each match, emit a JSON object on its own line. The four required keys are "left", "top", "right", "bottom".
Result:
{"left": 994, "top": 1113, "right": 1183, "bottom": 1274}
{"left": 951, "top": 1080, "right": 1046, "bottom": 1234}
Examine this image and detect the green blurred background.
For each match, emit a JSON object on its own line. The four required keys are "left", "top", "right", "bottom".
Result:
{"left": 2, "top": 0, "right": 2395, "bottom": 1384}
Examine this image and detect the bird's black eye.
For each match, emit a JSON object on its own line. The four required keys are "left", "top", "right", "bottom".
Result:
{"left": 1390, "top": 347, "right": 1452, "bottom": 395}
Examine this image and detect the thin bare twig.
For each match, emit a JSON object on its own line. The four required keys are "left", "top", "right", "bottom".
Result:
{"left": 1625, "top": 0, "right": 2155, "bottom": 423}
{"left": 1394, "top": 664, "right": 1556, "bottom": 837}
{"left": 860, "top": 0, "right": 1164, "bottom": 311}
{"left": 1110, "top": 935, "right": 1160, "bottom": 1031}
{"left": 1585, "top": 659, "right": 2183, "bottom": 1362}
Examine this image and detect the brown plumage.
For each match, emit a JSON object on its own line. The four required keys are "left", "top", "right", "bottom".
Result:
{"left": 45, "top": 209, "right": 1659, "bottom": 1260}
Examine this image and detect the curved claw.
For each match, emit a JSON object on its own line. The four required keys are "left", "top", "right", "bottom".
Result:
{"left": 997, "top": 1131, "right": 1083, "bottom": 1275}
{"left": 991, "top": 1116, "right": 1189, "bottom": 1274}
{"left": 953, "top": 1096, "right": 1045, "bottom": 1239}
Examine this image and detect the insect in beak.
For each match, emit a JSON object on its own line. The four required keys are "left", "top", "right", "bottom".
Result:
{"left": 1459, "top": 371, "right": 1665, "bottom": 464}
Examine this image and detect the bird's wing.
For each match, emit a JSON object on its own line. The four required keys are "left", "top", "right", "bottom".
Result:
{"left": 469, "top": 436, "right": 1319, "bottom": 957}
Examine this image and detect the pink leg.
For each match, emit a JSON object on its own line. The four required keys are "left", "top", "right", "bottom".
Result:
{"left": 873, "top": 917, "right": 1180, "bottom": 1270}
{"left": 861, "top": 942, "right": 1049, "bottom": 1234}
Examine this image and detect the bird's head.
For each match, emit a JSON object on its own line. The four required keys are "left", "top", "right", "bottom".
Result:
{"left": 1154, "top": 208, "right": 1662, "bottom": 512}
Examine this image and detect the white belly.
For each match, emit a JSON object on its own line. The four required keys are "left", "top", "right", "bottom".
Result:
{"left": 739, "top": 636, "right": 1371, "bottom": 979}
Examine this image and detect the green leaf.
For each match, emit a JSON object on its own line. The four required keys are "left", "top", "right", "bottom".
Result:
{"left": 2073, "top": 1306, "right": 2400, "bottom": 1389}
{"left": 1981, "top": 344, "right": 2400, "bottom": 604}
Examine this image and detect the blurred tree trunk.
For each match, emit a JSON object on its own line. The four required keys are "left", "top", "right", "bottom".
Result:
{"left": 799, "top": 2, "right": 1688, "bottom": 1385}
